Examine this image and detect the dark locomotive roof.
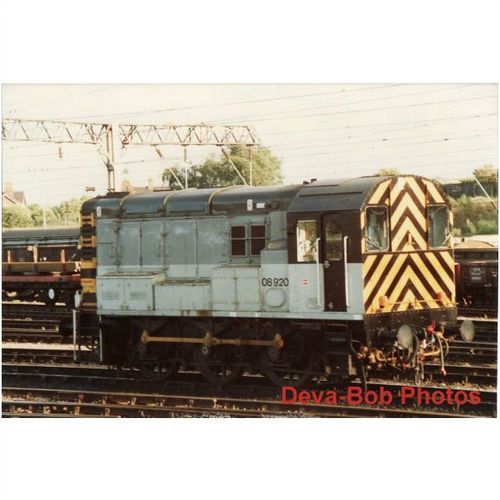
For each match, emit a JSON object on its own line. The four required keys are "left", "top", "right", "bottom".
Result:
{"left": 89, "top": 175, "right": 445, "bottom": 219}
{"left": 119, "top": 188, "right": 219, "bottom": 217}
{"left": 211, "top": 185, "right": 303, "bottom": 215}
{"left": 119, "top": 190, "right": 177, "bottom": 216}
{"left": 287, "top": 176, "right": 390, "bottom": 213}
{"left": 81, "top": 192, "right": 128, "bottom": 218}
{"left": 111, "top": 184, "right": 303, "bottom": 218}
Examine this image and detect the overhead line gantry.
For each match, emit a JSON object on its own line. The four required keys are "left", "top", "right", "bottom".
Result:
{"left": 2, "top": 118, "right": 260, "bottom": 191}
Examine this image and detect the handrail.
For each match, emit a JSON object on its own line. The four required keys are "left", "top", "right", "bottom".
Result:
{"left": 314, "top": 237, "right": 322, "bottom": 307}
{"left": 344, "top": 236, "right": 350, "bottom": 308}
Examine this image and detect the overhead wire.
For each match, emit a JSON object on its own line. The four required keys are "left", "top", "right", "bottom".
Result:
{"left": 13, "top": 84, "right": 404, "bottom": 121}
{"left": 208, "top": 84, "right": 477, "bottom": 123}
{"left": 269, "top": 129, "right": 496, "bottom": 152}
{"left": 283, "top": 145, "right": 497, "bottom": 166}
{"left": 4, "top": 87, "right": 114, "bottom": 116}
{"left": 222, "top": 94, "right": 498, "bottom": 123}
{"left": 262, "top": 112, "right": 497, "bottom": 137}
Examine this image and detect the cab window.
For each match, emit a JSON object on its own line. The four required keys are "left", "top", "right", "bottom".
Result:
{"left": 365, "top": 207, "right": 389, "bottom": 252}
{"left": 325, "top": 219, "right": 343, "bottom": 261}
{"left": 297, "top": 220, "right": 318, "bottom": 262}
{"left": 428, "top": 205, "right": 450, "bottom": 248}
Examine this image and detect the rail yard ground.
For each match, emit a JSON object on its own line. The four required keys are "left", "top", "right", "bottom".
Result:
{"left": 2, "top": 302, "right": 497, "bottom": 418}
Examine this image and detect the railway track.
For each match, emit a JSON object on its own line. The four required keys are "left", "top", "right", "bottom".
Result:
{"left": 2, "top": 358, "right": 496, "bottom": 417}
{"left": 3, "top": 347, "right": 496, "bottom": 388}
{"left": 2, "top": 302, "right": 73, "bottom": 319}
{"left": 458, "top": 307, "right": 498, "bottom": 319}
{"left": 4, "top": 384, "right": 492, "bottom": 418}
{"left": 447, "top": 339, "right": 497, "bottom": 364}
{"left": 2, "top": 302, "right": 74, "bottom": 342}
{"left": 418, "top": 362, "right": 496, "bottom": 386}
{"left": 2, "top": 309, "right": 496, "bottom": 417}
{"left": 2, "top": 319, "right": 65, "bottom": 343}
{"left": 2, "top": 345, "right": 88, "bottom": 364}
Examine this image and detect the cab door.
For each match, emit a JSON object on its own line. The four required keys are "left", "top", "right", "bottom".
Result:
{"left": 322, "top": 215, "right": 346, "bottom": 311}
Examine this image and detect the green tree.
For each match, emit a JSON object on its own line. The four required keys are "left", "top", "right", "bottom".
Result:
{"left": 52, "top": 196, "right": 90, "bottom": 225}
{"left": 29, "top": 204, "right": 59, "bottom": 226}
{"left": 2, "top": 205, "right": 34, "bottom": 228}
{"left": 476, "top": 219, "right": 498, "bottom": 234}
{"left": 473, "top": 165, "right": 497, "bottom": 183}
{"left": 376, "top": 168, "right": 400, "bottom": 176}
{"left": 450, "top": 194, "right": 498, "bottom": 236}
{"left": 162, "top": 145, "right": 283, "bottom": 189}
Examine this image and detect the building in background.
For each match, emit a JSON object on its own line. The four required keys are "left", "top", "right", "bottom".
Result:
{"left": 442, "top": 179, "right": 497, "bottom": 199}
{"left": 2, "top": 182, "right": 27, "bottom": 207}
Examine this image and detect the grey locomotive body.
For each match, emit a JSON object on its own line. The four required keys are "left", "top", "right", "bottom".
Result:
{"left": 95, "top": 184, "right": 364, "bottom": 322}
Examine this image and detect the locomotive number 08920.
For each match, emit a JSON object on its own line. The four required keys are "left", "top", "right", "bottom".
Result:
{"left": 261, "top": 277, "right": 289, "bottom": 287}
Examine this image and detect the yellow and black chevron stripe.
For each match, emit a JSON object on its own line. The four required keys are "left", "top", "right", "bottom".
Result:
{"left": 363, "top": 250, "right": 455, "bottom": 313}
{"left": 367, "top": 178, "right": 391, "bottom": 206}
{"left": 363, "top": 176, "right": 455, "bottom": 314}
{"left": 423, "top": 178, "right": 445, "bottom": 204}
{"left": 389, "top": 176, "right": 427, "bottom": 252}
{"left": 80, "top": 211, "right": 97, "bottom": 310}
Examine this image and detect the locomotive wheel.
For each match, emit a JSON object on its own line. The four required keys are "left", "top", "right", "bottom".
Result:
{"left": 138, "top": 360, "right": 178, "bottom": 382}
{"left": 195, "top": 346, "right": 243, "bottom": 385}
{"left": 260, "top": 333, "right": 314, "bottom": 387}
{"left": 136, "top": 341, "right": 178, "bottom": 382}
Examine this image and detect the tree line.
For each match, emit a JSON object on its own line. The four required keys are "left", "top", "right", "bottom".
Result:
{"left": 3, "top": 196, "right": 89, "bottom": 229}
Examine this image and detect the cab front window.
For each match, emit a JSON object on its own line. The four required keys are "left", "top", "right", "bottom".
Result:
{"left": 365, "top": 206, "right": 389, "bottom": 252}
{"left": 428, "top": 205, "right": 450, "bottom": 248}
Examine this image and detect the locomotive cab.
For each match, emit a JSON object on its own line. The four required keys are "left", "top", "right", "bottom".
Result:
{"left": 285, "top": 175, "right": 461, "bottom": 377}
{"left": 362, "top": 176, "right": 456, "bottom": 336}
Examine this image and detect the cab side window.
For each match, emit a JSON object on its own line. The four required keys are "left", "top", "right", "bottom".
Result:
{"left": 428, "top": 205, "right": 450, "bottom": 248}
{"left": 296, "top": 220, "right": 318, "bottom": 262}
{"left": 365, "top": 207, "right": 389, "bottom": 252}
{"left": 325, "top": 219, "right": 343, "bottom": 261}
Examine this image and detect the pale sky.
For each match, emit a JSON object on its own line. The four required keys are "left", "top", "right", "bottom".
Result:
{"left": 2, "top": 83, "right": 498, "bottom": 205}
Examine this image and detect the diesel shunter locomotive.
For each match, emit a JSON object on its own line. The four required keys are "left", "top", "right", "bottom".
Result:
{"left": 79, "top": 175, "right": 473, "bottom": 385}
